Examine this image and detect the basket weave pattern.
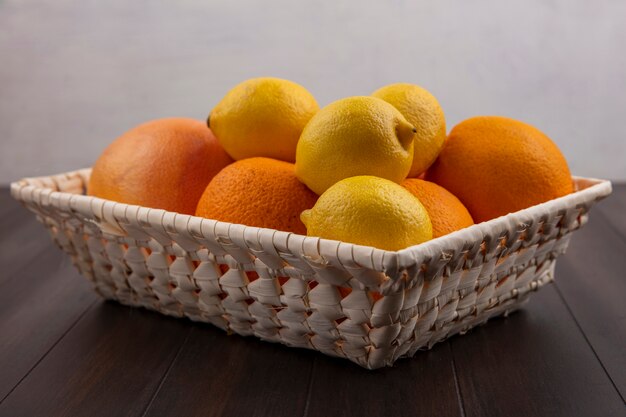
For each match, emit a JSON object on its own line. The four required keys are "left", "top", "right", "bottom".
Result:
{"left": 10, "top": 170, "right": 611, "bottom": 369}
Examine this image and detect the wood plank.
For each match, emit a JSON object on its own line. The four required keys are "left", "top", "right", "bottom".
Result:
{"left": 0, "top": 250, "right": 97, "bottom": 401}
{"left": 0, "top": 217, "right": 57, "bottom": 281}
{"left": 0, "top": 191, "right": 98, "bottom": 400}
{"left": 450, "top": 285, "right": 624, "bottom": 417}
{"left": 596, "top": 183, "right": 626, "bottom": 240}
{"left": 143, "top": 326, "right": 317, "bottom": 417}
{"left": 553, "top": 204, "right": 626, "bottom": 398}
{"left": 304, "top": 343, "right": 463, "bottom": 417}
{"left": 0, "top": 302, "right": 192, "bottom": 417}
{"left": 0, "top": 189, "right": 61, "bottom": 282}
{"left": 0, "top": 189, "right": 40, "bottom": 246}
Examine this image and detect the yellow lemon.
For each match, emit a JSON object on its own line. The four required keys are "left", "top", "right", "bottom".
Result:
{"left": 372, "top": 83, "right": 446, "bottom": 177}
{"left": 295, "top": 96, "right": 416, "bottom": 195}
{"left": 209, "top": 77, "right": 319, "bottom": 162}
{"left": 300, "top": 176, "right": 432, "bottom": 251}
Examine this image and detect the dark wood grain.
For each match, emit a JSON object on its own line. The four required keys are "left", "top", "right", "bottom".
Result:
{"left": 0, "top": 303, "right": 192, "bottom": 417}
{"left": 144, "top": 327, "right": 317, "bottom": 417}
{"left": 0, "top": 191, "right": 59, "bottom": 281}
{"left": 0, "top": 251, "right": 96, "bottom": 401}
{"left": 553, "top": 199, "right": 626, "bottom": 398}
{"left": 304, "top": 343, "right": 463, "bottom": 417}
{"left": 450, "top": 285, "right": 625, "bottom": 417}
{"left": 0, "top": 190, "right": 98, "bottom": 400}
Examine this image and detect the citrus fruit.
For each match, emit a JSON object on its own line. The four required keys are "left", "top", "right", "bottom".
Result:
{"left": 300, "top": 176, "right": 432, "bottom": 251}
{"left": 195, "top": 157, "right": 318, "bottom": 234}
{"left": 88, "top": 118, "right": 233, "bottom": 215}
{"left": 402, "top": 179, "right": 474, "bottom": 238}
{"left": 426, "top": 116, "right": 574, "bottom": 223}
{"left": 209, "top": 77, "right": 319, "bottom": 162}
{"left": 372, "top": 83, "right": 446, "bottom": 177}
{"left": 295, "top": 96, "right": 416, "bottom": 195}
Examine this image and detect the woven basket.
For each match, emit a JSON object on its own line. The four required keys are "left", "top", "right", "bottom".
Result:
{"left": 10, "top": 170, "right": 611, "bottom": 369}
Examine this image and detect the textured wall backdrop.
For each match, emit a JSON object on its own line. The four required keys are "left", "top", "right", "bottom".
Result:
{"left": 1, "top": 0, "right": 625, "bottom": 183}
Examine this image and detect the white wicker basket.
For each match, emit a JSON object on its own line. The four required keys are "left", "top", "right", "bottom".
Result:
{"left": 10, "top": 170, "right": 612, "bottom": 369}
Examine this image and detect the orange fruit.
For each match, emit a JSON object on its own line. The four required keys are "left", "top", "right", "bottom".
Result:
{"left": 402, "top": 179, "right": 474, "bottom": 238}
{"left": 426, "top": 116, "right": 573, "bottom": 223}
{"left": 195, "top": 157, "right": 318, "bottom": 234}
{"left": 88, "top": 118, "right": 233, "bottom": 215}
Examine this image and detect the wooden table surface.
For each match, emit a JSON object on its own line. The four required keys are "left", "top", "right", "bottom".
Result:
{"left": 0, "top": 185, "right": 624, "bottom": 417}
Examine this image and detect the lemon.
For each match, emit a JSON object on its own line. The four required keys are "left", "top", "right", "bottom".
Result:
{"left": 372, "top": 83, "right": 446, "bottom": 177}
{"left": 295, "top": 96, "right": 416, "bottom": 195}
{"left": 209, "top": 77, "right": 319, "bottom": 162}
{"left": 300, "top": 176, "right": 432, "bottom": 251}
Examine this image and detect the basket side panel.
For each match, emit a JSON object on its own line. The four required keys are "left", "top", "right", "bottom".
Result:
{"left": 9, "top": 173, "right": 609, "bottom": 369}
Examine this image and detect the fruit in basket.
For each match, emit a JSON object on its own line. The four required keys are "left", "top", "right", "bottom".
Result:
{"left": 402, "top": 179, "right": 474, "bottom": 238}
{"left": 88, "top": 118, "right": 233, "bottom": 215}
{"left": 372, "top": 83, "right": 446, "bottom": 178}
{"left": 300, "top": 176, "right": 432, "bottom": 251}
{"left": 195, "top": 157, "right": 318, "bottom": 234}
{"left": 208, "top": 77, "right": 319, "bottom": 162}
{"left": 426, "top": 116, "right": 574, "bottom": 223}
{"left": 295, "top": 96, "right": 416, "bottom": 195}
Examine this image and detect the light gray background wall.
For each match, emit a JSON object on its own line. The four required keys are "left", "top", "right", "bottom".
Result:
{"left": 1, "top": 0, "right": 625, "bottom": 184}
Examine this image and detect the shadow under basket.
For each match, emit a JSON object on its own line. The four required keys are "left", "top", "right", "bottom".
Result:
{"left": 10, "top": 170, "right": 612, "bottom": 369}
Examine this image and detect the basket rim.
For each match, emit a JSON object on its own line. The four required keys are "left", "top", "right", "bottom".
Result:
{"left": 9, "top": 169, "right": 612, "bottom": 280}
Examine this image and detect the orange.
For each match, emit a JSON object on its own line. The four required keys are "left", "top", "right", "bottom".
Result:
{"left": 88, "top": 118, "right": 233, "bottom": 215}
{"left": 402, "top": 179, "right": 474, "bottom": 238}
{"left": 426, "top": 116, "right": 573, "bottom": 223}
{"left": 195, "top": 157, "right": 318, "bottom": 234}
